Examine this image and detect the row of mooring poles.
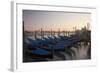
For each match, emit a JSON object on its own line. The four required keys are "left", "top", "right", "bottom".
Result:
{"left": 34, "top": 28, "right": 71, "bottom": 39}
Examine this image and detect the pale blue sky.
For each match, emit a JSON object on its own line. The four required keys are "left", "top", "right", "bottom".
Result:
{"left": 23, "top": 10, "right": 91, "bottom": 31}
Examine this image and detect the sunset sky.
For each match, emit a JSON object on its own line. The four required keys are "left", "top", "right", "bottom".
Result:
{"left": 23, "top": 10, "right": 91, "bottom": 31}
